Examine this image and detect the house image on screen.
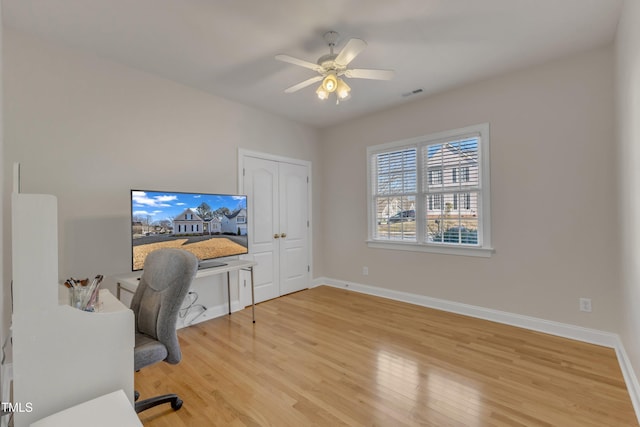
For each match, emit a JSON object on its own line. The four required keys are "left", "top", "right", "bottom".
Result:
{"left": 204, "top": 216, "right": 222, "bottom": 234}
{"left": 221, "top": 208, "right": 247, "bottom": 235}
{"left": 173, "top": 208, "right": 204, "bottom": 235}
{"left": 174, "top": 208, "right": 224, "bottom": 235}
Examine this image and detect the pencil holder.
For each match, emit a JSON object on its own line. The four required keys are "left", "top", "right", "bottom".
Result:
{"left": 68, "top": 287, "right": 98, "bottom": 311}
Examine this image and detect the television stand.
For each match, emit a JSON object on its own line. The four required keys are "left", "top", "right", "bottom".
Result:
{"left": 198, "top": 260, "right": 227, "bottom": 269}
{"left": 116, "top": 259, "right": 257, "bottom": 323}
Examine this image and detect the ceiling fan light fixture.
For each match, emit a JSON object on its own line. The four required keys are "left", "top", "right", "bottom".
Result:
{"left": 316, "top": 85, "right": 329, "bottom": 100}
{"left": 317, "top": 77, "right": 351, "bottom": 102}
{"left": 336, "top": 78, "right": 351, "bottom": 99}
{"left": 322, "top": 73, "right": 338, "bottom": 92}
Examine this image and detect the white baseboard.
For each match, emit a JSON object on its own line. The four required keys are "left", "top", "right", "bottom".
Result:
{"left": 312, "top": 277, "right": 640, "bottom": 422}
{"left": 613, "top": 337, "right": 640, "bottom": 420}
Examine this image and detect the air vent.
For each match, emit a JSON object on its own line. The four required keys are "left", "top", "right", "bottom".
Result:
{"left": 402, "top": 88, "right": 423, "bottom": 97}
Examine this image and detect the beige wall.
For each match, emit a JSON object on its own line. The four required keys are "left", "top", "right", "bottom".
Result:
{"left": 319, "top": 46, "right": 620, "bottom": 331}
{"left": 616, "top": 0, "right": 640, "bottom": 382}
{"left": 2, "top": 30, "right": 322, "bottom": 295}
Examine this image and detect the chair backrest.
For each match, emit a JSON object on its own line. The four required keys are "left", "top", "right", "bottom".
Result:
{"left": 130, "top": 248, "right": 198, "bottom": 364}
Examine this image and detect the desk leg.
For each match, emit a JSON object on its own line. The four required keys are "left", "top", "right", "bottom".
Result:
{"left": 227, "top": 271, "right": 231, "bottom": 315}
{"left": 250, "top": 266, "right": 255, "bottom": 323}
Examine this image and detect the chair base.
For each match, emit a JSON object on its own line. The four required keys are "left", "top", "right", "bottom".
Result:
{"left": 134, "top": 392, "right": 183, "bottom": 413}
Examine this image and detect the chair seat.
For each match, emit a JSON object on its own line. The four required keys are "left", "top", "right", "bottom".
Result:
{"left": 134, "top": 333, "right": 168, "bottom": 371}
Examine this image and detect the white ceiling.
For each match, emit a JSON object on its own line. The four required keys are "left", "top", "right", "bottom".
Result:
{"left": 2, "top": 0, "right": 623, "bottom": 128}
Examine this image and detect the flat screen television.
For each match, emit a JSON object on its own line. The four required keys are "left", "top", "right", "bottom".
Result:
{"left": 130, "top": 189, "right": 248, "bottom": 271}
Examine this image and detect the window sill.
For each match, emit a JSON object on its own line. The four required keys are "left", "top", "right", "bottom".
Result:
{"left": 366, "top": 240, "right": 494, "bottom": 258}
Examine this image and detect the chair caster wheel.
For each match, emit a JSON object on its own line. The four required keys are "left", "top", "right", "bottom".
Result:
{"left": 172, "top": 398, "right": 183, "bottom": 410}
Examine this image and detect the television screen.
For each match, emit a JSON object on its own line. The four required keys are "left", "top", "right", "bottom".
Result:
{"left": 130, "top": 189, "right": 248, "bottom": 271}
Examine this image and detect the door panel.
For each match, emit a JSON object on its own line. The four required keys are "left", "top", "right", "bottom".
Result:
{"left": 283, "top": 246, "right": 307, "bottom": 282}
{"left": 252, "top": 251, "right": 277, "bottom": 302}
{"left": 252, "top": 167, "right": 276, "bottom": 245}
{"left": 244, "top": 157, "right": 279, "bottom": 302}
{"left": 279, "top": 162, "right": 309, "bottom": 295}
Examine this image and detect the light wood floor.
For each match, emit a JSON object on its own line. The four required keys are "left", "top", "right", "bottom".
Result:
{"left": 136, "top": 286, "right": 638, "bottom": 426}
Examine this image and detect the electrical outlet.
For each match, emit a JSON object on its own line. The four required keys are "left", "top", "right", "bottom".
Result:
{"left": 362, "top": 266, "right": 369, "bottom": 276}
{"left": 579, "top": 298, "right": 592, "bottom": 312}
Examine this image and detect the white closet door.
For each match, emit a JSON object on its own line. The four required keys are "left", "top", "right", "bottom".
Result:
{"left": 278, "top": 162, "right": 309, "bottom": 295}
{"left": 243, "top": 156, "right": 280, "bottom": 303}
{"left": 242, "top": 154, "right": 310, "bottom": 303}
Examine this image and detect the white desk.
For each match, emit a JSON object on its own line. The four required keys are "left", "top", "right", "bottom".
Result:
{"left": 30, "top": 390, "right": 141, "bottom": 427}
{"left": 116, "top": 259, "right": 258, "bottom": 322}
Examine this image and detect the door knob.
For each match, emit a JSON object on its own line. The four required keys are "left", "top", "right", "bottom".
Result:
{"left": 280, "top": 233, "right": 287, "bottom": 238}
{"left": 274, "top": 234, "right": 280, "bottom": 239}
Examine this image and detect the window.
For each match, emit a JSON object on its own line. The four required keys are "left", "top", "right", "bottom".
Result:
{"left": 428, "top": 194, "right": 442, "bottom": 210}
{"left": 367, "top": 123, "right": 492, "bottom": 257}
{"left": 462, "top": 167, "right": 470, "bottom": 182}
{"left": 428, "top": 168, "right": 443, "bottom": 185}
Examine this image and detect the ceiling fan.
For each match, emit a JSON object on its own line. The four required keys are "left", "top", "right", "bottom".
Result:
{"left": 276, "top": 31, "right": 395, "bottom": 103}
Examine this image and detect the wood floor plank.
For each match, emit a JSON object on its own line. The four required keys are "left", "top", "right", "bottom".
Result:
{"left": 136, "top": 286, "right": 638, "bottom": 426}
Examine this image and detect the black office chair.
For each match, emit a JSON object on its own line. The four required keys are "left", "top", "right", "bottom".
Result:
{"left": 130, "top": 248, "right": 198, "bottom": 413}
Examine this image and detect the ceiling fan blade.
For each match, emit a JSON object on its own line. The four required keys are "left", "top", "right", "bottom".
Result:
{"left": 275, "top": 54, "right": 322, "bottom": 72}
{"left": 345, "top": 68, "right": 395, "bottom": 80}
{"left": 334, "top": 38, "right": 367, "bottom": 67}
{"left": 284, "top": 75, "right": 323, "bottom": 93}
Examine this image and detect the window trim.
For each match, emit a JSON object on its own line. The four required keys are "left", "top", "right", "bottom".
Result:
{"left": 366, "top": 123, "right": 493, "bottom": 257}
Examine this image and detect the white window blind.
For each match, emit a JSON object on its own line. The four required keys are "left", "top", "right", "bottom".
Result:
{"left": 371, "top": 147, "right": 417, "bottom": 241}
{"left": 423, "top": 136, "right": 480, "bottom": 245}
